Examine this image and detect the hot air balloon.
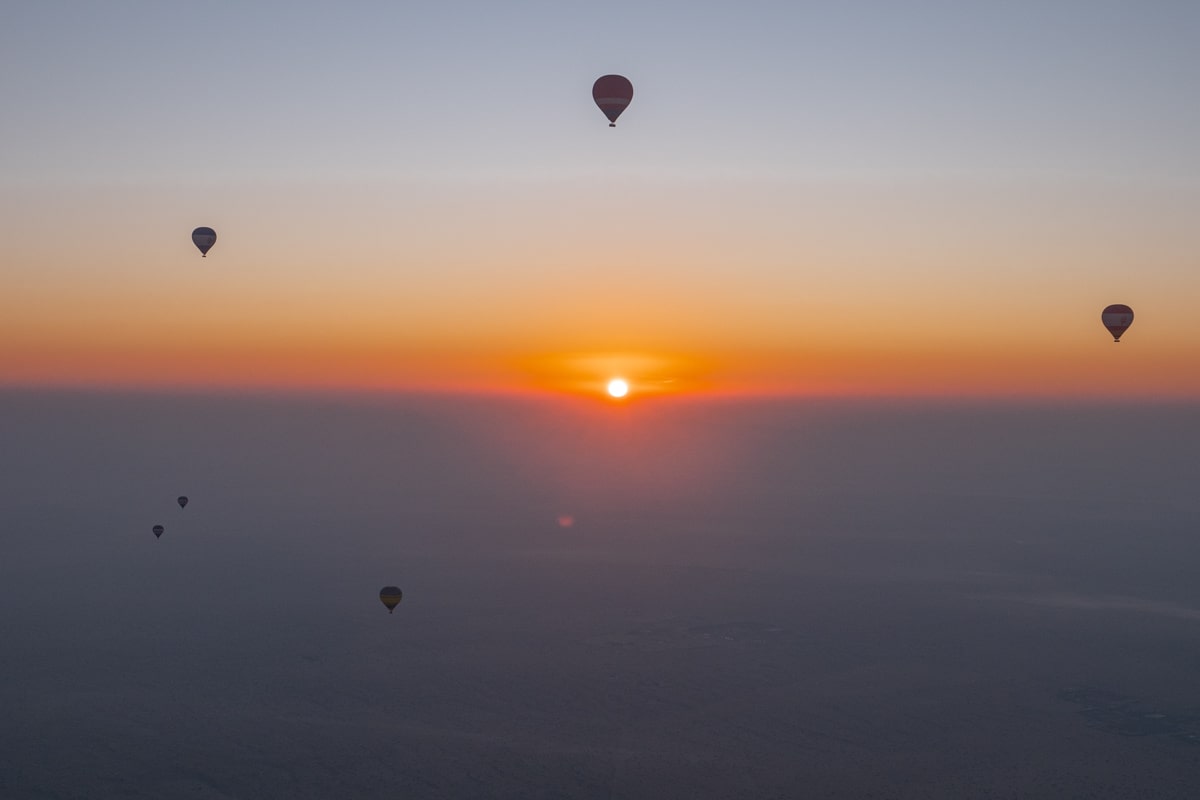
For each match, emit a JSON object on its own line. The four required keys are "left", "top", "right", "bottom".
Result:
{"left": 593, "top": 75, "right": 633, "bottom": 127}
{"left": 191, "top": 227, "right": 217, "bottom": 257}
{"left": 152, "top": 525, "right": 164, "bottom": 539}
{"left": 379, "top": 586, "right": 403, "bottom": 614}
{"left": 1101, "top": 304, "right": 1134, "bottom": 342}
{"left": 177, "top": 496, "right": 188, "bottom": 509}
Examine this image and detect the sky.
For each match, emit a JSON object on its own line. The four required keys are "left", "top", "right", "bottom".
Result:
{"left": 8, "top": 7, "right": 1200, "bottom": 794}
{"left": 3, "top": 1, "right": 1199, "bottom": 397}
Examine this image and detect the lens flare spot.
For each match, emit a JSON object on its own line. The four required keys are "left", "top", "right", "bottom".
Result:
{"left": 557, "top": 515, "right": 575, "bottom": 528}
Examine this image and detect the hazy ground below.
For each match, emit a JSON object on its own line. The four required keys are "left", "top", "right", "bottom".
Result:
{"left": 3, "top": 390, "right": 1200, "bottom": 798}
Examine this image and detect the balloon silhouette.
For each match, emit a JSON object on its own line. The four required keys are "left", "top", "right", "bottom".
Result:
{"left": 379, "top": 586, "right": 403, "bottom": 614}
{"left": 1101, "top": 304, "right": 1134, "bottom": 342}
{"left": 592, "top": 75, "right": 633, "bottom": 127}
{"left": 191, "top": 227, "right": 217, "bottom": 257}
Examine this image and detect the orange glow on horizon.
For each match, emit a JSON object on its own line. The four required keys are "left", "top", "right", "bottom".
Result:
{"left": 4, "top": 222, "right": 1200, "bottom": 401}
{"left": 3, "top": 271, "right": 1199, "bottom": 400}
{"left": 3, "top": 335, "right": 1200, "bottom": 400}
{"left": 514, "top": 351, "right": 719, "bottom": 398}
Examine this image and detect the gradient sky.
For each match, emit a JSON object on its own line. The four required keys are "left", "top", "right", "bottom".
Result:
{"left": 3, "top": 1, "right": 1198, "bottom": 397}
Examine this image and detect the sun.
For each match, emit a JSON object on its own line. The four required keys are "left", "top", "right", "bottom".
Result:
{"left": 606, "top": 378, "right": 629, "bottom": 398}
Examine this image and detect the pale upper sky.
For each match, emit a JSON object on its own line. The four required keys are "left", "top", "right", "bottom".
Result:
{"left": 3, "top": 1, "right": 1198, "bottom": 396}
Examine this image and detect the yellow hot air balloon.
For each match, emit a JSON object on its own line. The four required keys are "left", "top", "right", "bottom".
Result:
{"left": 379, "top": 586, "right": 403, "bottom": 614}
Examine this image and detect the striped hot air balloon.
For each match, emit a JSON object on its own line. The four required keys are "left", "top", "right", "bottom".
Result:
{"left": 592, "top": 75, "right": 633, "bottom": 127}
{"left": 379, "top": 586, "right": 403, "bottom": 614}
{"left": 191, "top": 227, "right": 217, "bottom": 257}
{"left": 1101, "top": 304, "right": 1134, "bottom": 342}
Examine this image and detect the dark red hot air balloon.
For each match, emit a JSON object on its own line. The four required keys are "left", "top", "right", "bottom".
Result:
{"left": 593, "top": 75, "right": 633, "bottom": 127}
{"left": 1101, "top": 304, "right": 1134, "bottom": 342}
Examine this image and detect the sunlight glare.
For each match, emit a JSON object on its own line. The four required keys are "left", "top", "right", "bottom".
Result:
{"left": 607, "top": 378, "right": 629, "bottom": 398}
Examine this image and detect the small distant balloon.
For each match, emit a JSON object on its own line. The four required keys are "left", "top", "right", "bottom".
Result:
{"left": 191, "top": 227, "right": 217, "bottom": 257}
{"left": 152, "top": 525, "right": 164, "bottom": 539}
{"left": 177, "top": 496, "right": 188, "bottom": 509}
{"left": 593, "top": 75, "right": 633, "bottom": 127}
{"left": 1101, "top": 304, "right": 1134, "bottom": 342}
{"left": 379, "top": 586, "right": 403, "bottom": 614}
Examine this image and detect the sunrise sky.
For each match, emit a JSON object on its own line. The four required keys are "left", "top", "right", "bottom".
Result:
{"left": 3, "top": 1, "right": 1198, "bottom": 398}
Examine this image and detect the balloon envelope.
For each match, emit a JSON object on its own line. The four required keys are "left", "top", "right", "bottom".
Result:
{"left": 191, "top": 227, "right": 217, "bottom": 257}
{"left": 593, "top": 75, "right": 633, "bottom": 126}
{"left": 379, "top": 586, "right": 403, "bottom": 614}
{"left": 152, "top": 525, "right": 164, "bottom": 538}
{"left": 177, "top": 496, "right": 188, "bottom": 509}
{"left": 1101, "top": 304, "right": 1134, "bottom": 342}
